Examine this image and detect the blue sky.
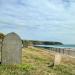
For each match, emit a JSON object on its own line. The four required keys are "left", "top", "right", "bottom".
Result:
{"left": 0, "top": 0, "right": 75, "bottom": 44}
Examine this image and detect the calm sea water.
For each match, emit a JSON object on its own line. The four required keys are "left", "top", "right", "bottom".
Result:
{"left": 35, "top": 44, "right": 75, "bottom": 48}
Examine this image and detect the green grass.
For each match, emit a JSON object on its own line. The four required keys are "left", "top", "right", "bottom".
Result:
{"left": 0, "top": 64, "right": 35, "bottom": 75}
{"left": 0, "top": 47, "right": 75, "bottom": 75}
{"left": 0, "top": 64, "right": 75, "bottom": 75}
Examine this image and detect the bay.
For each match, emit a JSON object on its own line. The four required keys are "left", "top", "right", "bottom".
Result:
{"left": 35, "top": 44, "right": 75, "bottom": 49}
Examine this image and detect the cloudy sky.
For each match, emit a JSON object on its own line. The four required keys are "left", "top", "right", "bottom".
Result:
{"left": 0, "top": 0, "right": 75, "bottom": 44}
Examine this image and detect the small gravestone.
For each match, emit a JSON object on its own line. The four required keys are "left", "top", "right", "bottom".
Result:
{"left": 54, "top": 53, "right": 61, "bottom": 65}
{"left": 2, "top": 32, "right": 22, "bottom": 64}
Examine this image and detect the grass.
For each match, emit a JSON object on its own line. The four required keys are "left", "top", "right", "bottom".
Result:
{"left": 0, "top": 47, "right": 75, "bottom": 75}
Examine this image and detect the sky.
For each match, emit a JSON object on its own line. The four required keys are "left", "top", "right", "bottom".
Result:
{"left": 0, "top": 0, "right": 75, "bottom": 44}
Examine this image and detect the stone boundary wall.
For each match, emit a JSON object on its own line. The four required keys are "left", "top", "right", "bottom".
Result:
{"left": 48, "top": 48, "right": 75, "bottom": 57}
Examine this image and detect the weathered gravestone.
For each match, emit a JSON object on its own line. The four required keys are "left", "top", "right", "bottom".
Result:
{"left": 2, "top": 32, "right": 22, "bottom": 64}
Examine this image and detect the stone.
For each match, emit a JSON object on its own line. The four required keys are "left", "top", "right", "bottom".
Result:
{"left": 54, "top": 53, "right": 61, "bottom": 65}
{"left": 2, "top": 32, "right": 22, "bottom": 64}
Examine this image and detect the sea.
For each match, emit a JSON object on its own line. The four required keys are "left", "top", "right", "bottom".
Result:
{"left": 34, "top": 44, "right": 75, "bottom": 49}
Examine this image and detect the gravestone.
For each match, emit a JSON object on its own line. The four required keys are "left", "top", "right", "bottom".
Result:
{"left": 2, "top": 32, "right": 22, "bottom": 64}
{"left": 54, "top": 53, "right": 61, "bottom": 65}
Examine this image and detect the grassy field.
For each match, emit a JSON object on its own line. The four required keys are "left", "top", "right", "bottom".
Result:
{"left": 0, "top": 47, "right": 75, "bottom": 75}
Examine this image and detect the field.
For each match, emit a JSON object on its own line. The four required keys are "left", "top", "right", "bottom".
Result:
{"left": 0, "top": 47, "right": 75, "bottom": 75}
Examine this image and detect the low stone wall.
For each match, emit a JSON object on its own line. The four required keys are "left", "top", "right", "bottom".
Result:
{"left": 48, "top": 48, "right": 75, "bottom": 57}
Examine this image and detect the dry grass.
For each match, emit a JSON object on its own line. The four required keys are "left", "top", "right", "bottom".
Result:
{"left": 22, "top": 47, "right": 54, "bottom": 64}
{"left": 0, "top": 47, "right": 75, "bottom": 75}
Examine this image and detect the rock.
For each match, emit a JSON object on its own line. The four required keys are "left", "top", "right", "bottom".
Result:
{"left": 48, "top": 62, "right": 54, "bottom": 67}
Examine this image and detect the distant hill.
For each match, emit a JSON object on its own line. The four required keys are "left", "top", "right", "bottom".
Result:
{"left": 22, "top": 40, "right": 63, "bottom": 47}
